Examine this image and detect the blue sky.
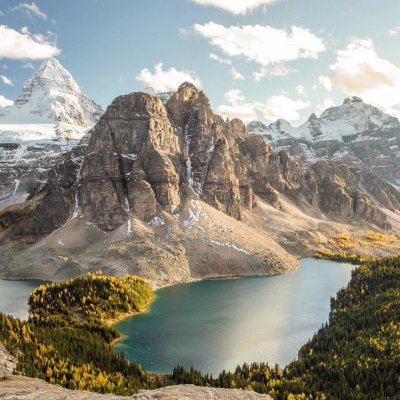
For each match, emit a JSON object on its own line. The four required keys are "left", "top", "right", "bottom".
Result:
{"left": 1, "top": 0, "right": 400, "bottom": 125}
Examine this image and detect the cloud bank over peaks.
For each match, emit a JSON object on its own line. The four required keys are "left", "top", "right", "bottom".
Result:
{"left": 320, "top": 38, "right": 400, "bottom": 117}
{"left": 217, "top": 89, "right": 310, "bottom": 123}
{"left": 136, "top": 63, "right": 201, "bottom": 92}
{"left": 0, "top": 25, "right": 60, "bottom": 60}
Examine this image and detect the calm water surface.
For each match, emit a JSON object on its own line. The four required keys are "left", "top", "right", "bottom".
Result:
{"left": 115, "top": 258, "right": 353, "bottom": 375}
{"left": 0, "top": 279, "right": 43, "bottom": 319}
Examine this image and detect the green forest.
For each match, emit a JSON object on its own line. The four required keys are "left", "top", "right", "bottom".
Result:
{"left": 0, "top": 273, "right": 159, "bottom": 394}
{"left": 1, "top": 256, "right": 400, "bottom": 398}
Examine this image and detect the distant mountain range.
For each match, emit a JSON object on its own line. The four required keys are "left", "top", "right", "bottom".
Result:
{"left": 248, "top": 96, "right": 400, "bottom": 189}
{"left": 0, "top": 77, "right": 400, "bottom": 286}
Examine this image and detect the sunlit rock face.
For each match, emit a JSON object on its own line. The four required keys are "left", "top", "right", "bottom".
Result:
{"left": 3, "top": 83, "right": 400, "bottom": 241}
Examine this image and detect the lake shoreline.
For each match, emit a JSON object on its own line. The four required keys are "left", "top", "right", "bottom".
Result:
{"left": 0, "top": 259, "right": 356, "bottom": 375}
{"left": 113, "top": 259, "right": 355, "bottom": 376}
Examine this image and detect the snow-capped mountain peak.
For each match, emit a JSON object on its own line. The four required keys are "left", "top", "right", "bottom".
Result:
{"left": 0, "top": 58, "right": 104, "bottom": 209}
{"left": 0, "top": 57, "right": 103, "bottom": 141}
{"left": 16, "top": 57, "right": 82, "bottom": 104}
{"left": 247, "top": 97, "right": 400, "bottom": 188}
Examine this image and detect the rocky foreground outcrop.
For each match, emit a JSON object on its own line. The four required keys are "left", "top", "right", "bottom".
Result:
{"left": 0, "top": 377, "right": 271, "bottom": 400}
{"left": 1, "top": 83, "right": 400, "bottom": 286}
{"left": 0, "top": 343, "right": 16, "bottom": 379}
{"left": 0, "top": 345, "right": 271, "bottom": 399}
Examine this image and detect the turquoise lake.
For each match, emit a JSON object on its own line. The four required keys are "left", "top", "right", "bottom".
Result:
{"left": 115, "top": 258, "right": 353, "bottom": 375}
{"left": 0, "top": 279, "right": 44, "bottom": 319}
{"left": 0, "top": 259, "right": 354, "bottom": 376}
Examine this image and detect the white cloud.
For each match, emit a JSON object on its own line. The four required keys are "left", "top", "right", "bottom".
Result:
{"left": 22, "top": 62, "right": 35, "bottom": 69}
{"left": 0, "top": 74, "right": 13, "bottom": 86}
{"left": 0, "top": 94, "right": 13, "bottom": 107}
{"left": 189, "top": 0, "right": 279, "bottom": 15}
{"left": 217, "top": 89, "right": 310, "bottom": 122}
{"left": 388, "top": 26, "right": 400, "bottom": 36}
{"left": 253, "top": 64, "right": 295, "bottom": 81}
{"left": 12, "top": 2, "right": 47, "bottom": 20}
{"left": 0, "top": 25, "right": 60, "bottom": 60}
{"left": 264, "top": 94, "right": 311, "bottom": 121}
{"left": 136, "top": 63, "right": 201, "bottom": 92}
{"left": 192, "top": 23, "right": 325, "bottom": 77}
{"left": 209, "top": 52, "right": 231, "bottom": 65}
{"left": 218, "top": 89, "right": 262, "bottom": 121}
{"left": 321, "top": 38, "right": 400, "bottom": 117}
{"left": 296, "top": 85, "right": 306, "bottom": 96}
{"left": 316, "top": 75, "right": 332, "bottom": 91}
{"left": 316, "top": 97, "right": 336, "bottom": 115}
{"left": 231, "top": 67, "right": 245, "bottom": 80}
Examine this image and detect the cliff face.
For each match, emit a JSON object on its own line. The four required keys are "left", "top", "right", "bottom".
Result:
{"left": 79, "top": 92, "right": 181, "bottom": 230}
{"left": 73, "top": 83, "right": 320, "bottom": 230}
{"left": 1, "top": 83, "right": 400, "bottom": 286}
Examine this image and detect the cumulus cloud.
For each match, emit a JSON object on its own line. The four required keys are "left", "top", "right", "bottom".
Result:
{"left": 192, "top": 23, "right": 325, "bottom": 77}
{"left": 189, "top": 0, "right": 279, "bottom": 15}
{"left": 388, "top": 26, "right": 400, "bottom": 36}
{"left": 315, "top": 75, "right": 332, "bottom": 91}
{"left": 12, "top": 2, "right": 47, "bottom": 20}
{"left": 209, "top": 52, "right": 231, "bottom": 65}
{"left": 231, "top": 67, "right": 245, "bottom": 80}
{"left": 0, "top": 94, "right": 13, "bottom": 107}
{"left": 321, "top": 39, "right": 400, "bottom": 117}
{"left": 136, "top": 63, "right": 201, "bottom": 92}
{"left": 296, "top": 85, "right": 306, "bottom": 96}
{"left": 0, "top": 25, "right": 60, "bottom": 60}
{"left": 217, "top": 89, "right": 310, "bottom": 122}
{"left": 0, "top": 74, "right": 13, "bottom": 86}
{"left": 316, "top": 97, "right": 336, "bottom": 116}
{"left": 218, "top": 89, "right": 262, "bottom": 121}
{"left": 263, "top": 94, "right": 311, "bottom": 121}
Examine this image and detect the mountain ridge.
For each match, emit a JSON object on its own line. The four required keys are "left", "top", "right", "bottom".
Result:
{"left": 0, "top": 83, "right": 400, "bottom": 287}
{"left": 248, "top": 96, "right": 400, "bottom": 188}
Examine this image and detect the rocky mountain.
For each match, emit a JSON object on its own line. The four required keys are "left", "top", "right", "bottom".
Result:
{"left": 0, "top": 58, "right": 103, "bottom": 209}
{"left": 248, "top": 96, "right": 400, "bottom": 189}
{"left": 1, "top": 84, "right": 400, "bottom": 287}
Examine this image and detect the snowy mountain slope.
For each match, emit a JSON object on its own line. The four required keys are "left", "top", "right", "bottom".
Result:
{"left": 248, "top": 97, "right": 400, "bottom": 188}
{"left": 0, "top": 58, "right": 103, "bottom": 209}
{"left": 0, "top": 58, "right": 103, "bottom": 141}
